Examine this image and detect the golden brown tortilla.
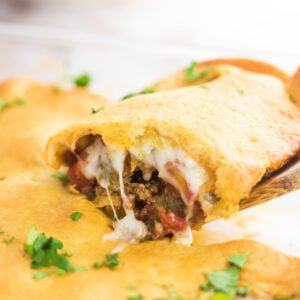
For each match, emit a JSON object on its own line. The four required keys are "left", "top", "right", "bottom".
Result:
{"left": 146, "top": 58, "right": 289, "bottom": 92}
{"left": 0, "top": 180, "right": 299, "bottom": 299}
{"left": 0, "top": 77, "right": 108, "bottom": 181}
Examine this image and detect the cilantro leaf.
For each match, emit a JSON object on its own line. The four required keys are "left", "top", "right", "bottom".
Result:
{"left": 104, "top": 253, "right": 120, "bottom": 269}
{"left": 208, "top": 292, "right": 233, "bottom": 300}
{"left": 93, "top": 261, "right": 102, "bottom": 269}
{"left": 3, "top": 236, "right": 15, "bottom": 244}
{"left": 91, "top": 107, "right": 104, "bottom": 114}
{"left": 206, "top": 266, "right": 239, "bottom": 293}
{"left": 74, "top": 74, "right": 91, "bottom": 87}
{"left": 24, "top": 225, "right": 73, "bottom": 271}
{"left": 33, "top": 271, "right": 52, "bottom": 280}
{"left": 236, "top": 286, "right": 250, "bottom": 296}
{"left": 0, "top": 228, "right": 3, "bottom": 234}
{"left": 70, "top": 212, "right": 83, "bottom": 221}
{"left": 52, "top": 172, "right": 69, "bottom": 185}
{"left": 186, "top": 62, "right": 214, "bottom": 81}
{"left": 0, "top": 99, "right": 8, "bottom": 111}
{"left": 122, "top": 88, "right": 155, "bottom": 100}
{"left": 228, "top": 253, "right": 248, "bottom": 269}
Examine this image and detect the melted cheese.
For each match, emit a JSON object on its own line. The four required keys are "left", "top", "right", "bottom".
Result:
{"left": 130, "top": 145, "right": 208, "bottom": 206}
{"left": 79, "top": 139, "right": 209, "bottom": 246}
{"left": 102, "top": 210, "right": 148, "bottom": 244}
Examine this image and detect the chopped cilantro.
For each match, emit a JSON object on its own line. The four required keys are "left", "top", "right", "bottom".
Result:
{"left": 0, "top": 177, "right": 5, "bottom": 180}
{"left": 70, "top": 212, "right": 83, "bottom": 221}
{"left": 201, "top": 253, "right": 250, "bottom": 298}
{"left": 0, "top": 98, "right": 27, "bottom": 112}
{"left": 24, "top": 225, "right": 74, "bottom": 271}
{"left": 74, "top": 74, "right": 91, "bottom": 87}
{"left": 207, "top": 266, "right": 239, "bottom": 293}
{"left": 199, "top": 283, "right": 212, "bottom": 291}
{"left": 228, "top": 253, "right": 248, "bottom": 269}
{"left": 236, "top": 286, "right": 250, "bottom": 296}
{"left": 0, "top": 228, "right": 3, "bottom": 234}
{"left": 237, "top": 89, "right": 245, "bottom": 95}
{"left": 33, "top": 271, "right": 52, "bottom": 280}
{"left": 186, "top": 62, "right": 214, "bottom": 81}
{"left": 52, "top": 171, "right": 69, "bottom": 185}
{"left": 127, "top": 294, "right": 144, "bottom": 300}
{"left": 122, "top": 88, "right": 155, "bottom": 100}
{"left": 0, "top": 99, "right": 7, "bottom": 111}
{"left": 55, "top": 268, "right": 67, "bottom": 276}
{"left": 104, "top": 253, "right": 120, "bottom": 269}
{"left": 126, "top": 285, "right": 137, "bottom": 291}
{"left": 3, "top": 236, "right": 15, "bottom": 244}
{"left": 91, "top": 107, "right": 104, "bottom": 114}
{"left": 14, "top": 98, "right": 27, "bottom": 106}
{"left": 93, "top": 261, "right": 102, "bottom": 269}
{"left": 73, "top": 266, "right": 88, "bottom": 272}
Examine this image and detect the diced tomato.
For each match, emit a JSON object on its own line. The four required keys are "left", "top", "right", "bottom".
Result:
{"left": 67, "top": 159, "right": 95, "bottom": 193}
{"left": 165, "top": 161, "right": 196, "bottom": 205}
{"left": 157, "top": 206, "right": 187, "bottom": 232}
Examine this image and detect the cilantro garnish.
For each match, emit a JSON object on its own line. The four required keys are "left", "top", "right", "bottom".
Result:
{"left": 70, "top": 212, "right": 83, "bottom": 221}
{"left": 186, "top": 62, "right": 214, "bottom": 81}
{"left": 91, "top": 107, "right": 104, "bottom": 114}
{"left": 104, "top": 253, "right": 120, "bottom": 269}
{"left": 52, "top": 171, "right": 69, "bottom": 185}
{"left": 24, "top": 225, "right": 74, "bottom": 271}
{"left": 74, "top": 74, "right": 91, "bottom": 87}
{"left": 122, "top": 88, "right": 155, "bottom": 100}
{"left": 200, "top": 253, "right": 250, "bottom": 298}
{"left": 0, "top": 177, "right": 5, "bottom": 180}
{"left": 3, "top": 236, "right": 15, "bottom": 244}
{"left": 237, "top": 89, "right": 245, "bottom": 95}
{"left": 126, "top": 285, "right": 137, "bottom": 291}
{"left": 228, "top": 253, "right": 248, "bottom": 269}
{"left": 93, "top": 261, "right": 102, "bottom": 269}
{"left": 0, "top": 98, "right": 27, "bottom": 112}
{"left": 0, "top": 228, "right": 3, "bottom": 234}
{"left": 33, "top": 271, "right": 52, "bottom": 280}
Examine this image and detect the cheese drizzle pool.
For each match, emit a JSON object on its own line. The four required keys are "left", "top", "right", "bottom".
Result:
{"left": 66, "top": 135, "right": 209, "bottom": 245}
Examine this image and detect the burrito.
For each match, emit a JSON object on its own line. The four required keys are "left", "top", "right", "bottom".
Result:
{"left": 0, "top": 78, "right": 108, "bottom": 180}
{"left": 46, "top": 64, "right": 300, "bottom": 245}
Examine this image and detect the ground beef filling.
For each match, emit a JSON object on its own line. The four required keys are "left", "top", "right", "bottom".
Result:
{"left": 66, "top": 143, "right": 204, "bottom": 240}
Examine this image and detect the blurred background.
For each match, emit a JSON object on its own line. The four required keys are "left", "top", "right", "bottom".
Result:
{"left": 1, "top": 0, "right": 300, "bottom": 57}
{"left": 0, "top": 0, "right": 300, "bottom": 255}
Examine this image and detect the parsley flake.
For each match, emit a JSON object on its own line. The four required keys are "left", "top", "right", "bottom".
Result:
{"left": 24, "top": 225, "right": 74, "bottom": 271}
{"left": 93, "top": 261, "right": 102, "bottom": 269}
{"left": 33, "top": 271, "right": 52, "bottom": 280}
{"left": 186, "top": 62, "right": 214, "bottom": 81}
{"left": 104, "top": 253, "right": 120, "bottom": 269}
{"left": 70, "top": 212, "right": 83, "bottom": 221}
{"left": 122, "top": 88, "right": 155, "bottom": 100}
{"left": 237, "top": 89, "right": 245, "bottom": 95}
{"left": 126, "top": 285, "right": 137, "bottom": 291}
{"left": 74, "top": 74, "right": 91, "bottom": 87}
{"left": 52, "top": 172, "right": 69, "bottom": 185}
{"left": 3, "top": 236, "right": 15, "bottom": 244}
{"left": 201, "top": 253, "right": 250, "bottom": 298}
{"left": 228, "top": 253, "right": 248, "bottom": 269}
{"left": 91, "top": 107, "right": 104, "bottom": 114}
